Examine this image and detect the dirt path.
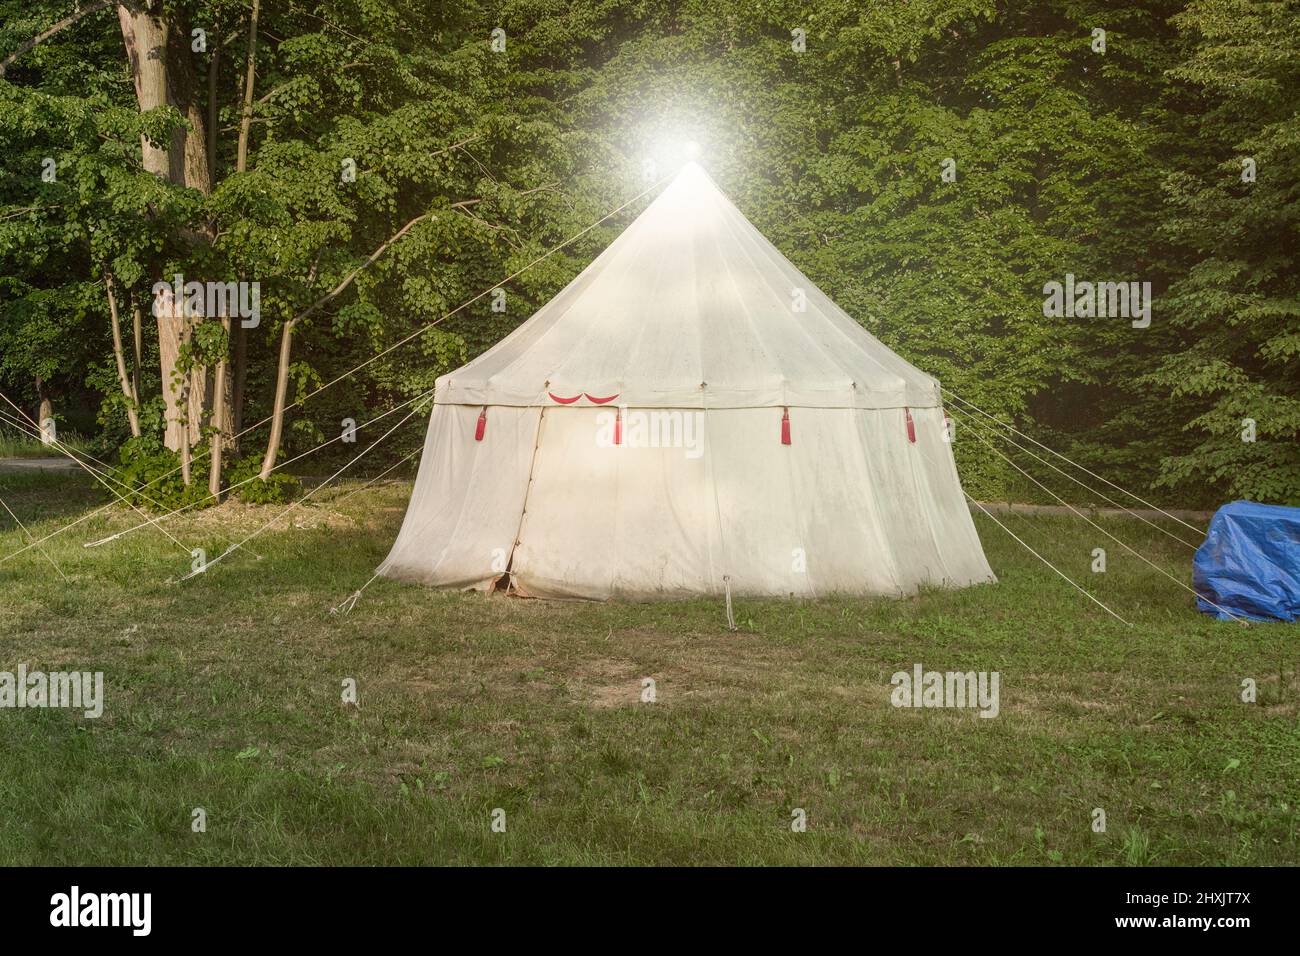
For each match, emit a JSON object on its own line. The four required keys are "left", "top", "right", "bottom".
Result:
{"left": 0, "top": 457, "right": 80, "bottom": 473}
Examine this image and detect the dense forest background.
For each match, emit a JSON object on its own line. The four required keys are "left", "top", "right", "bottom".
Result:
{"left": 0, "top": 0, "right": 1296, "bottom": 506}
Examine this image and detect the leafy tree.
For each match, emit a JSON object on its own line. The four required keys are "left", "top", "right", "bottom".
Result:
{"left": 1148, "top": 0, "right": 1300, "bottom": 503}
{"left": 0, "top": 0, "right": 1295, "bottom": 510}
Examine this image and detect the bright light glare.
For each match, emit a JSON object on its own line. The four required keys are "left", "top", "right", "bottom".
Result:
{"left": 651, "top": 136, "right": 704, "bottom": 167}
{"left": 635, "top": 119, "right": 713, "bottom": 181}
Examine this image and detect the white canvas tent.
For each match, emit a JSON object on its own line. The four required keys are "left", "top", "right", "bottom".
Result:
{"left": 378, "top": 162, "right": 995, "bottom": 600}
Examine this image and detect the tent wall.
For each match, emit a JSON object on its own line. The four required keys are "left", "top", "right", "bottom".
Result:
{"left": 378, "top": 403, "right": 540, "bottom": 592}
{"left": 379, "top": 403, "right": 994, "bottom": 600}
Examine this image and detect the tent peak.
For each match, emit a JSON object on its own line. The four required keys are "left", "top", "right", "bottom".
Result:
{"left": 663, "top": 160, "right": 719, "bottom": 201}
{"left": 675, "top": 159, "right": 709, "bottom": 179}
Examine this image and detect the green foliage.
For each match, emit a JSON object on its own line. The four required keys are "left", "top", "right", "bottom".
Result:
{"left": 1, "top": 0, "right": 1296, "bottom": 505}
{"left": 1144, "top": 0, "right": 1300, "bottom": 504}
{"left": 105, "top": 438, "right": 212, "bottom": 513}
{"left": 224, "top": 456, "right": 302, "bottom": 505}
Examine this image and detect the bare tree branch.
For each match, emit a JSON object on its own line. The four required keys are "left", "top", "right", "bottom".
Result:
{"left": 0, "top": 0, "right": 114, "bottom": 78}
{"left": 295, "top": 212, "right": 432, "bottom": 325}
{"left": 235, "top": 0, "right": 260, "bottom": 174}
{"left": 258, "top": 211, "right": 432, "bottom": 478}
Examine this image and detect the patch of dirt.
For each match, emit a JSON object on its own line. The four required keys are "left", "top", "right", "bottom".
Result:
{"left": 181, "top": 498, "right": 359, "bottom": 533}
{"left": 1062, "top": 695, "right": 1118, "bottom": 712}
{"left": 568, "top": 658, "right": 646, "bottom": 708}
{"left": 589, "top": 678, "right": 646, "bottom": 708}
{"left": 1261, "top": 702, "right": 1299, "bottom": 717}
{"left": 0, "top": 458, "right": 79, "bottom": 473}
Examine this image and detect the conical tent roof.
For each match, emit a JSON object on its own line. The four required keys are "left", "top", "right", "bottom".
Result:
{"left": 437, "top": 162, "right": 940, "bottom": 411}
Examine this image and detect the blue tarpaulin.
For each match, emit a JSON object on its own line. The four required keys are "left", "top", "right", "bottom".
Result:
{"left": 1193, "top": 501, "right": 1300, "bottom": 623}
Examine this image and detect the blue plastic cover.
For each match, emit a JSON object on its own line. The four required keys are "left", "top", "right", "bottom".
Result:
{"left": 1193, "top": 500, "right": 1300, "bottom": 622}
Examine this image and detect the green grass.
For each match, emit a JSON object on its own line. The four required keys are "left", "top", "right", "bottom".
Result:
{"left": 0, "top": 470, "right": 1295, "bottom": 865}
{"left": 0, "top": 427, "right": 92, "bottom": 459}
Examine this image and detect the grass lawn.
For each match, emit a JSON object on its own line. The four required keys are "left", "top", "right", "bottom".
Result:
{"left": 0, "top": 469, "right": 1296, "bottom": 866}
{"left": 0, "top": 428, "right": 93, "bottom": 460}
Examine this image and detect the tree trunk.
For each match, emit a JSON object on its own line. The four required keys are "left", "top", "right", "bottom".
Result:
{"left": 117, "top": 3, "right": 183, "bottom": 185}
{"left": 231, "top": 322, "right": 247, "bottom": 453}
{"left": 206, "top": 28, "right": 220, "bottom": 181}
{"left": 35, "top": 376, "right": 53, "bottom": 445}
{"left": 150, "top": 288, "right": 209, "bottom": 452}
{"left": 105, "top": 275, "right": 141, "bottom": 437}
{"left": 209, "top": 317, "right": 231, "bottom": 499}
{"left": 130, "top": 293, "right": 143, "bottom": 402}
{"left": 258, "top": 318, "right": 296, "bottom": 479}
{"left": 236, "top": 0, "right": 259, "bottom": 174}
{"left": 178, "top": 318, "right": 193, "bottom": 485}
{"left": 117, "top": 1, "right": 213, "bottom": 468}
{"left": 154, "top": 296, "right": 187, "bottom": 451}
{"left": 191, "top": 361, "right": 210, "bottom": 447}
{"left": 228, "top": 0, "right": 259, "bottom": 460}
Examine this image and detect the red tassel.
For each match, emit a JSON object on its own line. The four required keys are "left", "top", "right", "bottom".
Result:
{"left": 781, "top": 407, "right": 792, "bottom": 445}
{"left": 474, "top": 407, "right": 487, "bottom": 441}
{"left": 905, "top": 407, "right": 916, "bottom": 443}
{"left": 614, "top": 407, "right": 622, "bottom": 446}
